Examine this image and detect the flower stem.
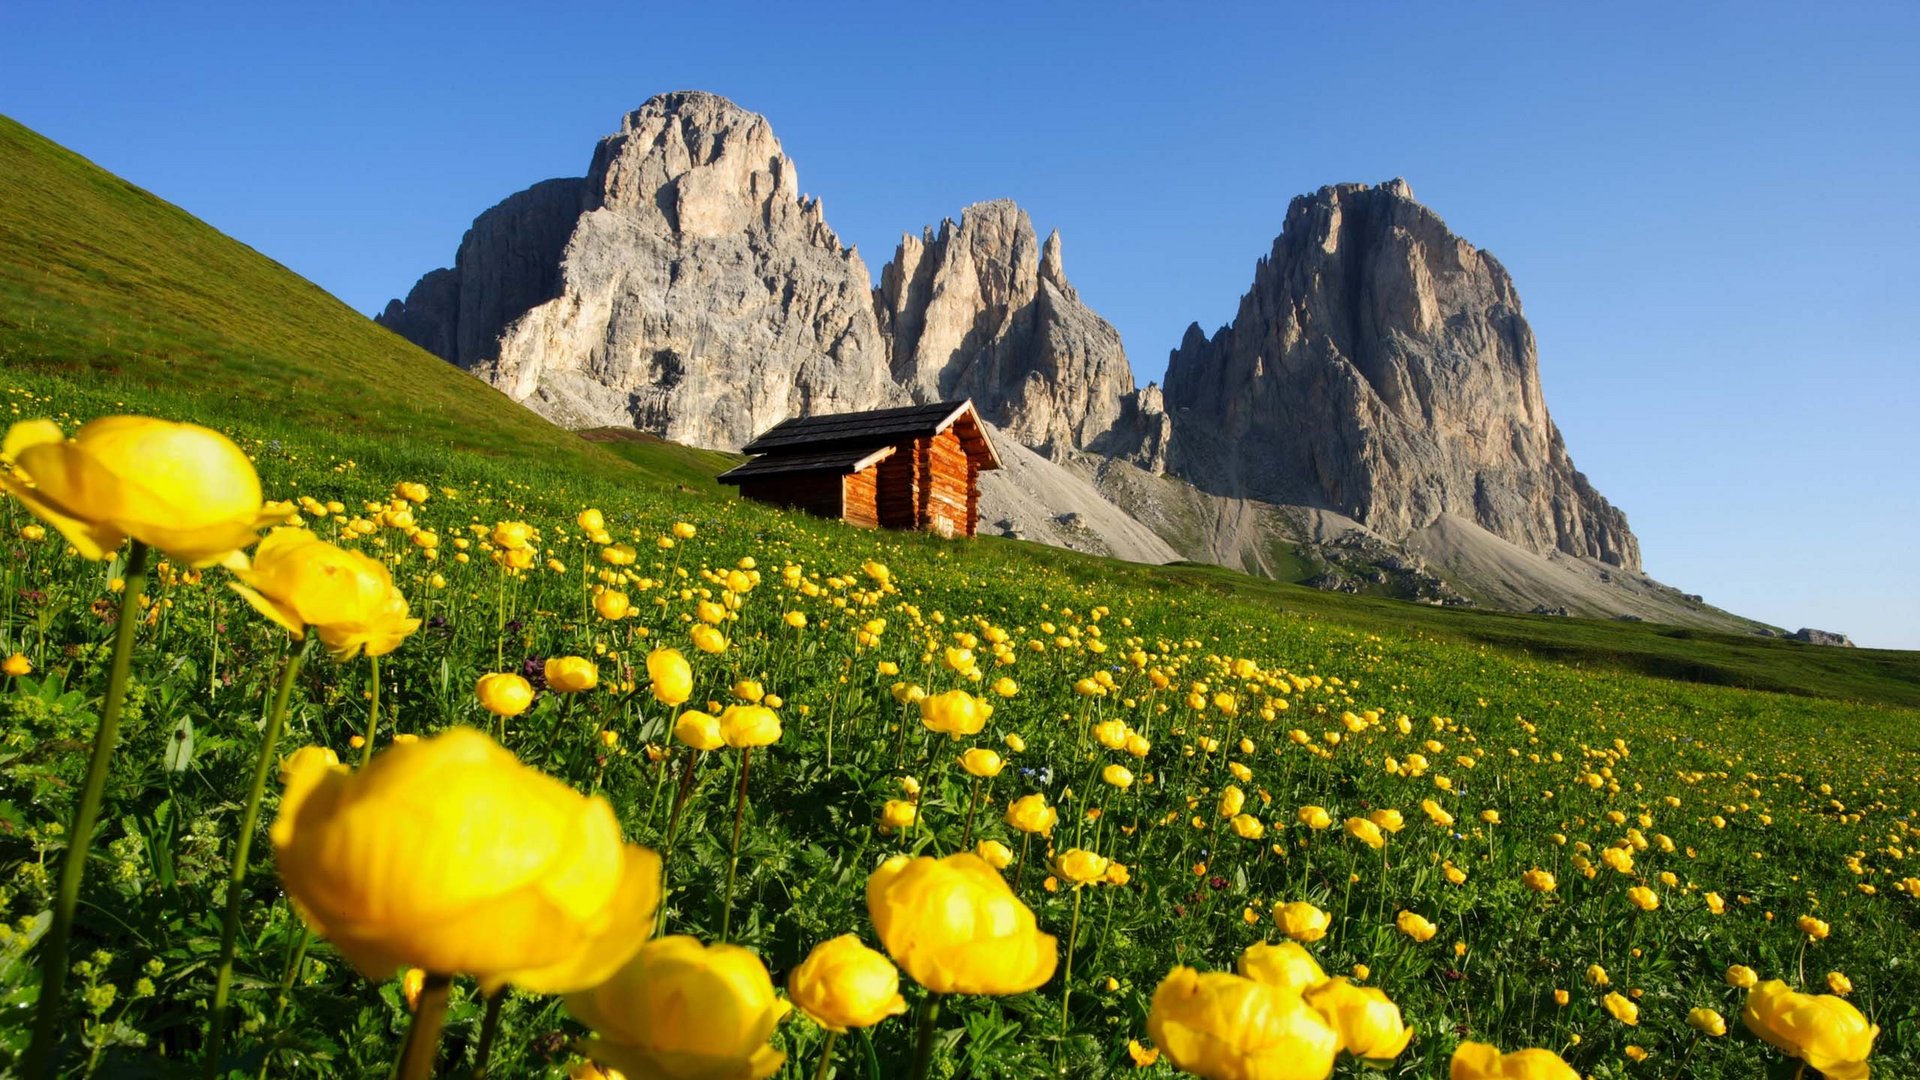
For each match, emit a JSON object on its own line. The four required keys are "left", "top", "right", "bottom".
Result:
{"left": 472, "top": 991, "right": 505, "bottom": 1079}
{"left": 719, "top": 747, "right": 752, "bottom": 943}
{"left": 207, "top": 635, "right": 313, "bottom": 1073}
{"left": 960, "top": 778, "right": 979, "bottom": 849}
{"left": 655, "top": 751, "right": 701, "bottom": 937}
{"left": 394, "top": 972, "right": 452, "bottom": 1080}
{"left": 23, "top": 540, "right": 149, "bottom": 1079}
{"left": 813, "top": 1029, "right": 840, "bottom": 1080}
{"left": 257, "top": 926, "right": 312, "bottom": 1080}
{"left": 908, "top": 994, "right": 943, "bottom": 1080}
{"left": 359, "top": 653, "right": 380, "bottom": 768}
{"left": 1060, "top": 885, "right": 1085, "bottom": 1035}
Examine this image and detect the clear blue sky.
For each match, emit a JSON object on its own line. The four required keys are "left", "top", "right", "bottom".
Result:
{"left": 3, "top": 1, "right": 1916, "bottom": 647}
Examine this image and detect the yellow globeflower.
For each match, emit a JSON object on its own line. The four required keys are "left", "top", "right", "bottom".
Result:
{"left": 3, "top": 652, "right": 32, "bottom": 677}
{"left": 476, "top": 673, "right": 535, "bottom": 717}
{"left": 1, "top": 416, "right": 279, "bottom": 565}
{"left": 1626, "top": 885, "right": 1659, "bottom": 912}
{"left": 1147, "top": 965, "right": 1339, "bottom": 1080}
{"left": 1217, "top": 785, "right": 1246, "bottom": 818}
{"left": 718, "top": 704, "right": 781, "bottom": 748}
{"left": 920, "top": 689, "right": 990, "bottom": 739}
{"left": 960, "top": 747, "right": 1004, "bottom": 778}
{"left": 671, "top": 521, "right": 697, "bottom": 539}
{"left": 1345, "top": 817, "right": 1386, "bottom": 850}
{"left": 1687, "top": 1007, "right": 1728, "bottom": 1037}
{"left": 1093, "top": 719, "right": 1130, "bottom": 750}
{"left": 1797, "top": 915, "right": 1831, "bottom": 940}
{"left": 1366, "top": 808, "right": 1405, "bottom": 834}
{"left": 1522, "top": 869, "right": 1557, "bottom": 893}
{"left": 867, "top": 853, "right": 1056, "bottom": 994}
{"left": 1297, "top": 805, "right": 1333, "bottom": 831}
{"left": 1305, "top": 977, "right": 1413, "bottom": 1060}
{"left": 975, "top": 839, "right": 1014, "bottom": 869}
{"left": 1448, "top": 1042, "right": 1578, "bottom": 1080}
{"left": 1005, "top": 793, "right": 1058, "bottom": 836}
{"left": 1231, "top": 814, "right": 1265, "bottom": 840}
{"left": 272, "top": 727, "right": 660, "bottom": 992}
{"left": 576, "top": 508, "right": 605, "bottom": 532}
{"left": 646, "top": 648, "right": 693, "bottom": 706}
{"left": 690, "top": 624, "right": 728, "bottom": 654}
{"left": 491, "top": 520, "right": 532, "bottom": 550}
{"left": 545, "top": 656, "right": 600, "bottom": 694}
{"left": 1237, "top": 941, "right": 1326, "bottom": 995}
{"left": 1394, "top": 911, "right": 1437, "bottom": 943}
{"left": 1053, "top": 848, "right": 1110, "bottom": 885}
{"left": 1102, "top": 763, "right": 1134, "bottom": 789}
{"left": 1602, "top": 991, "right": 1638, "bottom": 1026}
{"left": 229, "top": 529, "right": 421, "bottom": 658}
{"left": 787, "top": 934, "right": 908, "bottom": 1033}
{"left": 879, "top": 800, "right": 918, "bottom": 830}
{"left": 1742, "top": 979, "right": 1877, "bottom": 1079}
{"left": 566, "top": 936, "right": 788, "bottom": 1080}
{"left": 594, "top": 590, "right": 631, "bottom": 621}
{"left": 991, "top": 676, "right": 1018, "bottom": 697}
{"left": 1725, "top": 964, "right": 1759, "bottom": 989}
{"left": 673, "top": 711, "right": 724, "bottom": 752}
{"left": 1273, "top": 901, "right": 1331, "bottom": 943}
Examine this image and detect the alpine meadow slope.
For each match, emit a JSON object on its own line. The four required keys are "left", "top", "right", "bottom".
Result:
{"left": 2, "top": 110, "right": 1920, "bottom": 1079}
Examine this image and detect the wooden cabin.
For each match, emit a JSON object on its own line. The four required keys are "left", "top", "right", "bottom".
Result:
{"left": 719, "top": 400, "right": 1001, "bottom": 537}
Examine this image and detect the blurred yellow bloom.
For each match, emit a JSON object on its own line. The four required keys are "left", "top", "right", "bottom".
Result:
{"left": 1237, "top": 941, "right": 1326, "bottom": 994}
{"left": 786, "top": 934, "right": 907, "bottom": 1032}
{"left": 3, "top": 653, "right": 31, "bottom": 677}
{"left": 1305, "top": 977, "right": 1412, "bottom": 1060}
{"left": 1395, "top": 911, "right": 1437, "bottom": 943}
{"left": 1523, "top": 869, "right": 1557, "bottom": 893}
{"left": 718, "top": 704, "right": 781, "bottom": 748}
{"left": 1742, "top": 979, "right": 1877, "bottom": 1079}
{"left": 1448, "top": 1042, "right": 1578, "bottom": 1080}
{"left": 545, "top": 656, "right": 600, "bottom": 694}
{"left": 1687, "top": 1007, "right": 1727, "bottom": 1037}
{"left": 1602, "top": 991, "right": 1638, "bottom": 1025}
{"left": 975, "top": 839, "right": 1014, "bottom": 869}
{"left": 1827, "top": 971, "right": 1852, "bottom": 996}
{"left": 566, "top": 935, "right": 787, "bottom": 1080}
{"left": 1626, "top": 885, "right": 1659, "bottom": 912}
{"left": 230, "top": 529, "right": 421, "bottom": 659}
{"left": 1102, "top": 763, "right": 1134, "bottom": 789}
{"left": 1725, "top": 964, "right": 1758, "bottom": 989}
{"left": 961, "top": 747, "right": 1004, "bottom": 778}
{"left": 2, "top": 416, "right": 278, "bottom": 565}
{"left": 1054, "top": 848, "right": 1110, "bottom": 884}
{"left": 1367, "top": 808, "right": 1404, "bottom": 833}
{"left": 921, "top": 689, "right": 990, "bottom": 739}
{"left": 1298, "top": 805, "right": 1333, "bottom": 830}
{"left": 272, "top": 727, "right": 659, "bottom": 992}
{"left": 575, "top": 508, "right": 604, "bottom": 532}
{"left": 1217, "top": 785, "right": 1245, "bottom": 818}
{"left": 866, "top": 852, "right": 1056, "bottom": 994}
{"left": 646, "top": 648, "right": 693, "bottom": 706}
{"left": 690, "top": 624, "right": 728, "bottom": 654}
{"left": 594, "top": 590, "right": 631, "bottom": 621}
{"left": 1345, "top": 818, "right": 1385, "bottom": 850}
{"left": 1797, "top": 914, "right": 1830, "bottom": 940}
{"left": 1148, "top": 965, "right": 1338, "bottom": 1080}
{"left": 1273, "top": 901, "right": 1330, "bottom": 943}
{"left": 879, "top": 799, "right": 918, "bottom": 830}
{"left": 673, "top": 711, "right": 724, "bottom": 752}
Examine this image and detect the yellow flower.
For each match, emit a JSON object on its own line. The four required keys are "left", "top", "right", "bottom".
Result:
{"left": 860, "top": 559, "right": 889, "bottom": 583}
{"left": 566, "top": 935, "right": 788, "bottom": 1080}
{"left": 475, "top": 673, "right": 534, "bottom": 718}
{"left": 1147, "top": 965, "right": 1338, "bottom": 1080}
{"left": 920, "top": 689, "right": 990, "bottom": 739}
{"left": 1394, "top": 911, "right": 1437, "bottom": 943}
{"left": 673, "top": 711, "right": 724, "bottom": 752}
{"left": 992, "top": 676, "right": 1018, "bottom": 697}
{"left": 1626, "top": 885, "right": 1659, "bottom": 912}
{"left": 1053, "top": 848, "right": 1110, "bottom": 885}
{"left": 716, "top": 704, "right": 780, "bottom": 748}
{"left": 1093, "top": 719, "right": 1131, "bottom": 750}
{"left": 731, "top": 679, "right": 764, "bottom": 702}
{"left": 1005, "top": 794, "right": 1058, "bottom": 836}
{"left": 1217, "top": 785, "right": 1246, "bottom": 818}
{"left": 545, "top": 656, "right": 600, "bottom": 694}
{"left": 272, "top": 727, "right": 659, "bottom": 992}
{"left": 1725, "top": 964, "right": 1758, "bottom": 989}
{"left": 1231, "top": 814, "right": 1265, "bottom": 840}
{"left": 646, "top": 648, "right": 693, "bottom": 707}
{"left": 1105, "top": 861, "right": 1132, "bottom": 886}
{"left": 1827, "top": 971, "right": 1853, "bottom": 996}
{"left": 1602, "top": 991, "right": 1638, "bottom": 1026}
{"left": 1102, "top": 763, "right": 1135, "bottom": 789}
{"left": 1448, "top": 1042, "right": 1578, "bottom": 1080}
{"left": 975, "top": 839, "right": 1014, "bottom": 869}
{"left": 490, "top": 521, "right": 532, "bottom": 550}
{"left": 1345, "top": 817, "right": 1385, "bottom": 850}
{"left": 866, "top": 853, "right": 1057, "bottom": 995}
{"left": 1705, "top": 891, "right": 1726, "bottom": 914}
{"left": 1797, "top": 914, "right": 1830, "bottom": 940}
{"left": 1, "top": 416, "right": 278, "bottom": 565}
{"left": 227, "top": 529, "right": 421, "bottom": 659}
{"left": 1273, "top": 901, "right": 1331, "bottom": 943}
{"left": 1125, "top": 733, "right": 1152, "bottom": 758}
{"left": 1522, "top": 869, "right": 1557, "bottom": 893}
{"left": 690, "top": 624, "right": 727, "bottom": 654}
{"left": 1237, "top": 941, "right": 1326, "bottom": 995}
{"left": 1305, "top": 977, "right": 1412, "bottom": 1060}
{"left": 1366, "top": 808, "right": 1405, "bottom": 833}
{"left": 671, "top": 521, "right": 697, "bottom": 539}
{"left": 879, "top": 800, "right": 918, "bottom": 830}
{"left": 1587, "top": 963, "right": 1611, "bottom": 987}
{"left": 1004, "top": 733, "right": 1027, "bottom": 753}
{"left": 575, "top": 508, "right": 605, "bottom": 532}
{"left": 786, "top": 934, "right": 907, "bottom": 1033}
{"left": 783, "top": 611, "right": 807, "bottom": 629}
{"left": 1687, "top": 1007, "right": 1728, "bottom": 1037}
{"left": 1742, "top": 979, "right": 1877, "bottom": 1080}
{"left": 960, "top": 748, "right": 1004, "bottom": 778}
{"left": 1297, "top": 805, "right": 1333, "bottom": 830}
{"left": 1127, "top": 1039, "right": 1159, "bottom": 1067}
{"left": 594, "top": 590, "right": 631, "bottom": 621}
{"left": 2, "top": 653, "right": 31, "bottom": 677}
{"left": 1552, "top": 989, "right": 1569, "bottom": 1007}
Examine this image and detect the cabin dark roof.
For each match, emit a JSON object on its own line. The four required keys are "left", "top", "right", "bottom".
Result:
{"left": 740, "top": 401, "right": 976, "bottom": 455}
{"left": 716, "top": 444, "right": 895, "bottom": 482}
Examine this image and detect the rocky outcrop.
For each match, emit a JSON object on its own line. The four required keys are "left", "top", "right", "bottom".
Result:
{"left": 1160, "top": 179, "right": 1641, "bottom": 569}
{"left": 378, "top": 91, "right": 892, "bottom": 450}
{"left": 1790, "top": 628, "right": 1855, "bottom": 647}
{"left": 875, "top": 201, "right": 1136, "bottom": 455}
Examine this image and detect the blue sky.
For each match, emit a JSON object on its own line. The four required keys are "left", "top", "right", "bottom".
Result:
{"left": 3, "top": 1, "right": 1916, "bottom": 647}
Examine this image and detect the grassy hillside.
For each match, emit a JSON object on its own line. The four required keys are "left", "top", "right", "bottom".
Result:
{"left": 2, "top": 116, "right": 1918, "bottom": 1077}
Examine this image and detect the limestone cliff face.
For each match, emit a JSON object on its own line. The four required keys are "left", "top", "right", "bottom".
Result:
{"left": 874, "top": 201, "right": 1136, "bottom": 455}
{"left": 1160, "top": 180, "right": 1640, "bottom": 569}
{"left": 377, "top": 91, "right": 892, "bottom": 450}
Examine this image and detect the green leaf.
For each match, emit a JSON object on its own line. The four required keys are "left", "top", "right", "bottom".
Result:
{"left": 163, "top": 713, "right": 195, "bottom": 771}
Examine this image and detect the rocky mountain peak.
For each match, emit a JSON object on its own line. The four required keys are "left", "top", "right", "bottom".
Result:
{"left": 1161, "top": 179, "right": 1640, "bottom": 569}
